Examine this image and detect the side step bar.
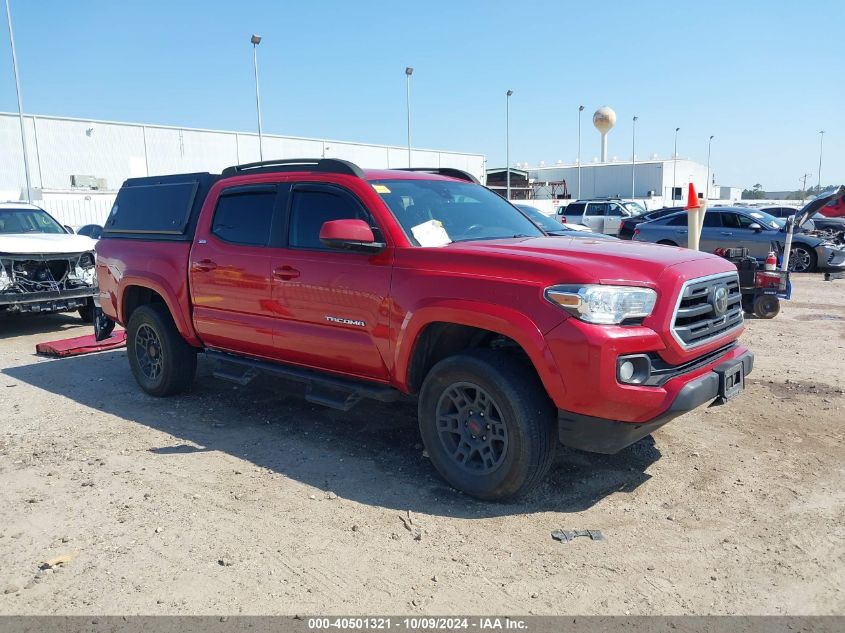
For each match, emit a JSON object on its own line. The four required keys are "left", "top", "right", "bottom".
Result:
{"left": 205, "top": 350, "right": 401, "bottom": 412}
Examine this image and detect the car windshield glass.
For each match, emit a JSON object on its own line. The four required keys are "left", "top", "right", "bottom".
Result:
{"left": 748, "top": 211, "right": 784, "bottom": 229}
{"left": 0, "top": 208, "right": 65, "bottom": 234}
{"left": 371, "top": 179, "right": 544, "bottom": 245}
{"left": 623, "top": 201, "right": 647, "bottom": 215}
{"left": 516, "top": 205, "right": 562, "bottom": 232}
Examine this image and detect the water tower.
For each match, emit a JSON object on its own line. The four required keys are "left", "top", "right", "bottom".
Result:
{"left": 592, "top": 106, "right": 616, "bottom": 162}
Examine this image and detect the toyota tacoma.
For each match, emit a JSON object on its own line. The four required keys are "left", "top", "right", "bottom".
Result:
{"left": 96, "top": 159, "right": 753, "bottom": 500}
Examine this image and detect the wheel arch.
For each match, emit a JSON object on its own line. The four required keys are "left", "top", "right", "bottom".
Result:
{"left": 395, "top": 301, "right": 564, "bottom": 403}
{"left": 119, "top": 275, "right": 201, "bottom": 346}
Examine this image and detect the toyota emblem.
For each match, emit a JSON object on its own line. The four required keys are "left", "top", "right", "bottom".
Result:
{"left": 712, "top": 285, "right": 729, "bottom": 316}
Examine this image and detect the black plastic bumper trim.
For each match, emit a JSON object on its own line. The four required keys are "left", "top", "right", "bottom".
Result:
{"left": 558, "top": 350, "right": 754, "bottom": 454}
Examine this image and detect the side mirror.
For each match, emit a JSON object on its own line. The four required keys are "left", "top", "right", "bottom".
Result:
{"left": 64, "top": 225, "right": 75, "bottom": 234}
{"left": 748, "top": 223, "right": 763, "bottom": 232}
{"left": 319, "top": 219, "right": 384, "bottom": 253}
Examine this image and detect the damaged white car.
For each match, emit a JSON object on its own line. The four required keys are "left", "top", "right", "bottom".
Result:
{"left": 0, "top": 203, "right": 98, "bottom": 322}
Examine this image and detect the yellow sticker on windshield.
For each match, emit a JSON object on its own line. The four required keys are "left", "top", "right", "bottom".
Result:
{"left": 372, "top": 184, "right": 391, "bottom": 194}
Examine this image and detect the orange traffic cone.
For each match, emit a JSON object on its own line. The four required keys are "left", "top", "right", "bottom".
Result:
{"left": 686, "top": 183, "right": 701, "bottom": 210}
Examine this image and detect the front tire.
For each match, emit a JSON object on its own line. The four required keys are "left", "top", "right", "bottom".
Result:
{"left": 418, "top": 349, "right": 556, "bottom": 501}
{"left": 127, "top": 304, "right": 197, "bottom": 397}
{"left": 78, "top": 299, "right": 95, "bottom": 323}
{"left": 788, "top": 245, "right": 816, "bottom": 273}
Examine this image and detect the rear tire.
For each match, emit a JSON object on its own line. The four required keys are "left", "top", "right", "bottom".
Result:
{"left": 753, "top": 295, "right": 780, "bottom": 319}
{"left": 127, "top": 304, "right": 196, "bottom": 397}
{"left": 418, "top": 349, "right": 556, "bottom": 501}
{"left": 657, "top": 240, "right": 678, "bottom": 246}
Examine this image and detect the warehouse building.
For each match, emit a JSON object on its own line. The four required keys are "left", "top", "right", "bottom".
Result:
{"left": 488, "top": 158, "right": 727, "bottom": 208}
{"left": 0, "top": 112, "right": 485, "bottom": 227}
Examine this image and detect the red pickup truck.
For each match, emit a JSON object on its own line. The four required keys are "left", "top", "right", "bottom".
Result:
{"left": 96, "top": 158, "right": 753, "bottom": 500}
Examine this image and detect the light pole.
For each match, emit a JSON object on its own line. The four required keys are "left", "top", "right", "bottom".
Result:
{"left": 5, "top": 0, "right": 32, "bottom": 202}
{"left": 631, "top": 116, "right": 638, "bottom": 199}
{"left": 706, "top": 135, "right": 714, "bottom": 200}
{"left": 577, "top": 105, "right": 584, "bottom": 199}
{"left": 817, "top": 130, "right": 825, "bottom": 194}
{"left": 506, "top": 90, "right": 513, "bottom": 199}
{"left": 405, "top": 67, "right": 414, "bottom": 167}
{"left": 672, "top": 127, "right": 680, "bottom": 203}
{"left": 250, "top": 34, "right": 264, "bottom": 161}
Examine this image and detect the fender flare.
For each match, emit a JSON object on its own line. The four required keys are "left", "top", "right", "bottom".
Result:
{"left": 393, "top": 299, "right": 565, "bottom": 400}
{"left": 118, "top": 273, "right": 202, "bottom": 346}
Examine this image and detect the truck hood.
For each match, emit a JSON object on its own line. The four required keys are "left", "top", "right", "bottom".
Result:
{"left": 435, "top": 236, "right": 731, "bottom": 286}
{"left": 0, "top": 233, "right": 98, "bottom": 255}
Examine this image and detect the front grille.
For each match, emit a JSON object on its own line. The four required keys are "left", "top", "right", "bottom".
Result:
{"left": 671, "top": 272, "right": 743, "bottom": 349}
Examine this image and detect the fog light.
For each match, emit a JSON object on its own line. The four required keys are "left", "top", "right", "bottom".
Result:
{"left": 616, "top": 354, "right": 652, "bottom": 385}
{"left": 619, "top": 361, "right": 635, "bottom": 382}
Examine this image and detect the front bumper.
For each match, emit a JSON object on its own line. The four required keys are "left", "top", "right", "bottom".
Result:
{"left": 557, "top": 349, "right": 754, "bottom": 454}
{"left": 819, "top": 244, "right": 845, "bottom": 269}
{"left": 0, "top": 287, "right": 94, "bottom": 313}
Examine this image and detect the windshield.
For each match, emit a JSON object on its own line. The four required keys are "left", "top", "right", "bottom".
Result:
{"left": 747, "top": 210, "right": 785, "bottom": 229}
{"left": 371, "top": 179, "right": 544, "bottom": 245}
{"left": 0, "top": 207, "right": 66, "bottom": 234}
{"left": 623, "top": 201, "right": 647, "bottom": 216}
{"left": 516, "top": 205, "right": 562, "bottom": 232}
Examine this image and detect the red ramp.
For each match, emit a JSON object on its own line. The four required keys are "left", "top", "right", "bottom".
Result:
{"left": 36, "top": 330, "right": 127, "bottom": 357}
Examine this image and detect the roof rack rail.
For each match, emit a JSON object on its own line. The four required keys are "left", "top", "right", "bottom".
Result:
{"left": 221, "top": 158, "right": 364, "bottom": 179}
{"left": 394, "top": 167, "right": 480, "bottom": 184}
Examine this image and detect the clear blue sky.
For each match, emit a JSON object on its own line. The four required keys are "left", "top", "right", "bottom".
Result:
{"left": 1, "top": 0, "right": 842, "bottom": 191}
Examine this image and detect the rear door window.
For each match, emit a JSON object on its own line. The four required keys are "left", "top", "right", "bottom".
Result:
{"left": 585, "top": 203, "right": 608, "bottom": 217}
{"left": 212, "top": 187, "right": 277, "bottom": 246}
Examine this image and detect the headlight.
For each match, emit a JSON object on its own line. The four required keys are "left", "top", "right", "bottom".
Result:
{"left": 545, "top": 284, "right": 657, "bottom": 324}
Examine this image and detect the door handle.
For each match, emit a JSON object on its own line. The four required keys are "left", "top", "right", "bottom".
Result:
{"left": 273, "top": 265, "right": 300, "bottom": 281}
{"left": 192, "top": 258, "right": 217, "bottom": 272}
{"left": 720, "top": 232, "right": 733, "bottom": 236}
{"left": 677, "top": 229, "right": 688, "bottom": 234}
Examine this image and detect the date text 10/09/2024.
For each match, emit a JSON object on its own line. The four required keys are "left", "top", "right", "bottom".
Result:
{"left": 307, "top": 618, "right": 528, "bottom": 630}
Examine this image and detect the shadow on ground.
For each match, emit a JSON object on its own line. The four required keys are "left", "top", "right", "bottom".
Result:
{"left": 4, "top": 349, "right": 661, "bottom": 518}
{"left": 0, "top": 312, "right": 89, "bottom": 339}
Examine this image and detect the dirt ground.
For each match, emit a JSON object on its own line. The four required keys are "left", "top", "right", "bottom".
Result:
{"left": 0, "top": 274, "right": 843, "bottom": 616}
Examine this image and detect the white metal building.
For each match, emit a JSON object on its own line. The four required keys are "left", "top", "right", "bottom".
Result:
{"left": 524, "top": 159, "right": 710, "bottom": 207}
{"left": 0, "top": 112, "right": 485, "bottom": 228}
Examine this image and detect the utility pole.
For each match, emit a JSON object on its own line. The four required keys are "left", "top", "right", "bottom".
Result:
{"left": 800, "top": 173, "right": 812, "bottom": 202}
{"left": 405, "top": 67, "right": 414, "bottom": 167}
{"left": 5, "top": 0, "right": 33, "bottom": 202}
{"left": 817, "top": 130, "right": 825, "bottom": 194}
{"left": 506, "top": 90, "right": 513, "bottom": 199}
{"left": 250, "top": 34, "right": 264, "bottom": 161}
{"left": 577, "top": 105, "right": 584, "bottom": 199}
{"left": 631, "top": 116, "right": 637, "bottom": 199}
{"left": 672, "top": 127, "right": 680, "bottom": 204}
{"left": 706, "top": 135, "right": 714, "bottom": 201}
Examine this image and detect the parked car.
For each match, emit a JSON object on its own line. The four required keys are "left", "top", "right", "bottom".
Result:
{"left": 0, "top": 202, "right": 98, "bottom": 321}
{"left": 619, "top": 206, "right": 685, "bottom": 240}
{"left": 77, "top": 224, "right": 104, "bottom": 240}
{"left": 97, "top": 159, "right": 752, "bottom": 500}
{"left": 556, "top": 198, "right": 642, "bottom": 236}
{"left": 515, "top": 204, "right": 616, "bottom": 240}
{"left": 632, "top": 207, "right": 845, "bottom": 272}
{"left": 761, "top": 206, "right": 845, "bottom": 238}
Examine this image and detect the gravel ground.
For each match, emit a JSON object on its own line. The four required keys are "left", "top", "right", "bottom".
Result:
{"left": 0, "top": 274, "right": 843, "bottom": 615}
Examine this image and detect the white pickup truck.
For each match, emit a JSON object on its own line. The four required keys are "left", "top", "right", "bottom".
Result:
{"left": 556, "top": 198, "right": 646, "bottom": 236}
